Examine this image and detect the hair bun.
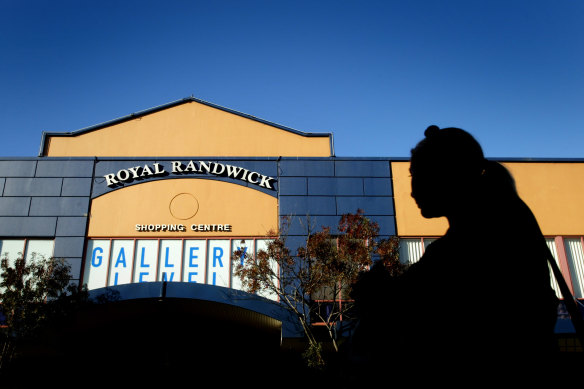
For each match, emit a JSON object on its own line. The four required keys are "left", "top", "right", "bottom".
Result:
{"left": 424, "top": 125, "right": 440, "bottom": 138}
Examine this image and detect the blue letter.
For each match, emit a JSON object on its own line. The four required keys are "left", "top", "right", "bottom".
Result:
{"left": 113, "top": 272, "right": 119, "bottom": 286}
{"left": 140, "top": 247, "right": 150, "bottom": 268}
{"left": 212, "top": 272, "right": 217, "bottom": 285}
{"left": 237, "top": 246, "right": 248, "bottom": 266}
{"left": 189, "top": 247, "right": 199, "bottom": 267}
{"left": 162, "top": 272, "right": 174, "bottom": 282}
{"left": 188, "top": 272, "right": 198, "bottom": 282}
{"left": 91, "top": 247, "right": 103, "bottom": 267}
{"left": 139, "top": 272, "right": 149, "bottom": 282}
{"left": 213, "top": 247, "right": 223, "bottom": 268}
{"left": 115, "top": 248, "right": 127, "bottom": 268}
{"left": 164, "top": 247, "right": 174, "bottom": 267}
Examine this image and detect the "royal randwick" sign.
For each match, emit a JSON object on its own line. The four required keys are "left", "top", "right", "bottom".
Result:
{"left": 103, "top": 160, "right": 276, "bottom": 190}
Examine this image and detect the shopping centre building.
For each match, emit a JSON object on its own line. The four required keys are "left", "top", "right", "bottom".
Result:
{"left": 1, "top": 97, "right": 583, "bottom": 355}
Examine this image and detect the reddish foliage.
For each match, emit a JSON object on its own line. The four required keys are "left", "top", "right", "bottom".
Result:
{"left": 231, "top": 210, "right": 403, "bottom": 361}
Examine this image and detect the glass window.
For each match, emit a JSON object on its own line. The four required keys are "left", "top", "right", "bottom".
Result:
{"left": 24, "top": 240, "right": 55, "bottom": 263}
{"left": 81, "top": 238, "right": 279, "bottom": 301}
{"left": 564, "top": 238, "right": 584, "bottom": 299}
{"left": 0, "top": 239, "right": 55, "bottom": 291}
{"left": 399, "top": 238, "right": 425, "bottom": 265}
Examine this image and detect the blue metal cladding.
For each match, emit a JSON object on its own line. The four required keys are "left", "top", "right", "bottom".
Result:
{"left": 3, "top": 178, "right": 63, "bottom": 196}
{"left": 334, "top": 160, "right": 391, "bottom": 177}
{"left": 0, "top": 160, "right": 37, "bottom": 177}
{"left": 29, "top": 197, "right": 90, "bottom": 217}
{"left": 308, "top": 177, "right": 364, "bottom": 196}
{"left": 0, "top": 197, "right": 31, "bottom": 216}
{"left": 62, "top": 178, "right": 92, "bottom": 196}
{"left": 0, "top": 216, "right": 57, "bottom": 236}
{"left": 36, "top": 160, "right": 94, "bottom": 177}
{"left": 0, "top": 159, "right": 93, "bottom": 283}
{"left": 279, "top": 160, "right": 335, "bottom": 177}
{"left": 278, "top": 177, "right": 308, "bottom": 195}
{"left": 56, "top": 217, "right": 89, "bottom": 236}
{"left": 278, "top": 158, "right": 397, "bottom": 241}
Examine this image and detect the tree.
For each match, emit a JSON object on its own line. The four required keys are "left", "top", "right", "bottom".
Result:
{"left": 231, "top": 209, "right": 403, "bottom": 368}
{"left": 0, "top": 253, "right": 88, "bottom": 372}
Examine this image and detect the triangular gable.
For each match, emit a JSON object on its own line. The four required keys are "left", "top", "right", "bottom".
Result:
{"left": 40, "top": 97, "right": 333, "bottom": 157}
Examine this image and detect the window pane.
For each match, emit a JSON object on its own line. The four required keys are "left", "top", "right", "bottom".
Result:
{"left": 158, "top": 240, "right": 181, "bottom": 282}
{"left": 545, "top": 238, "right": 563, "bottom": 299}
{"left": 183, "top": 240, "right": 206, "bottom": 283}
{"left": 256, "top": 239, "right": 278, "bottom": 301}
{"left": 0, "top": 240, "right": 25, "bottom": 265}
{"left": 207, "top": 240, "right": 230, "bottom": 287}
{"left": 399, "top": 238, "right": 424, "bottom": 265}
{"left": 134, "top": 240, "right": 158, "bottom": 283}
{"left": 231, "top": 239, "right": 254, "bottom": 291}
{"left": 24, "top": 240, "right": 55, "bottom": 263}
{"left": 83, "top": 240, "right": 111, "bottom": 290}
{"left": 565, "top": 238, "right": 584, "bottom": 299}
{"left": 423, "top": 238, "right": 437, "bottom": 250}
{"left": 108, "top": 240, "right": 134, "bottom": 286}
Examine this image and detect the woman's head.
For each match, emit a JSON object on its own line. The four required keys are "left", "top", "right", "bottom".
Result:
{"left": 410, "top": 125, "right": 486, "bottom": 218}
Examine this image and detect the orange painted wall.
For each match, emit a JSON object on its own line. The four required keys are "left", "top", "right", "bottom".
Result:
{"left": 504, "top": 162, "right": 584, "bottom": 236}
{"left": 88, "top": 179, "right": 278, "bottom": 237}
{"left": 44, "top": 101, "right": 331, "bottom": 157}
{"left": 392, "top": 161, "right": 584, "bottom": 237}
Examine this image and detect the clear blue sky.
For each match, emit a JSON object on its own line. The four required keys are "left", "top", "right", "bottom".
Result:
{"left": 1, "top": 0, "right": 582, "bottom": 158}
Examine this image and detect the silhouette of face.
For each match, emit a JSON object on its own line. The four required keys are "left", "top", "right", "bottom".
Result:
{"left": 410, "top": 157, "right": 449, "bottom": 218}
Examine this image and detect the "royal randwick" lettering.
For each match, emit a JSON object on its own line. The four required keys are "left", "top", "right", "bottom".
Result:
{"left": 103, "top": 160, "right": 276, "bottom": 190}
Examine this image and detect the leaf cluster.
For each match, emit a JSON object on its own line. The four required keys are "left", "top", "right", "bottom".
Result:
{"left": 231, "top": 210, "right": 405, "bottom": 364}
{"left": 0, "top": 254, "right": 88, "bottom": 341}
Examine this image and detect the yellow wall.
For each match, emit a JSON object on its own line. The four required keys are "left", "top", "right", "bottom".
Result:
{"left": 45, "top": 101, "right": 331, "bottom": 157}
{"left": 392, "top": 161, "right": 584, "bottom": 237}
{"left": 88, "top": 179, "right": 278, "bottom": 237}
{"left": 504, "top": 162, "right": 584, "bottom": 236}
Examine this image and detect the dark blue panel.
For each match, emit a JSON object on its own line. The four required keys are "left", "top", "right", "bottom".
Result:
{"left": 243, "top": 179, "right": 278, "bottom": 197}
{"left": 36, "top": 160, "right": 94, "bottom": 177}
{"left": 279, "top": 177, "right": 307, "bottom": 195}
{"left": 56, "top": 217, "right": 88, "bottom": 236}
{"left": 3, "top": 178, "right": 62, "bottom": 196}
{"left": 278, "top": 235, "right": 308, "bottom": 253}
{"left": 368, "top": 215, "right": 397, "bottom": 236}
{"left": 62, "top": 178, "right": 92, "bottom": 196}
{"left": 0, "top": 161, "right": 37, "bottom": 177}
{"left": 64, "top": 258, "right": 82, "bottom": 280}
{"left": 308, "top": 177, "right": 363, "bottom": 196}
{"left": 29, "top": 197, "right": 90, "bottom": 216}
{"left": 364, "top": 178, "right": 393, "bottom": 196}
{"left": 283, "top": 215, "right": 341, "bottom": 236}
{"left": 335, "top": 160, "right": 390, "bottom": 177}
{"left": 308, "top": 215, "right": 342, "bottom": 233}
{"left": 213, "top": 160, "right": 278, "bottom": 178}
{"left": 279, "top": 196, "right": 336, "bottom": 216}
{"left": 0, "top": 178, "right": 4, "bottom": 195}
{"left": 0, "top": 217, "right": 57, "bottom": 236}
{"left": 279, "top": 160, "right": 334, "bottom": 176}
{"left": 0, "top": 197, "right": 30, "bottom": 216}
{"left": 336, "top": 197, "right": 394, "bottom": 215}
{"left": 53, "top": 237, "right": 85, "bottom": 258}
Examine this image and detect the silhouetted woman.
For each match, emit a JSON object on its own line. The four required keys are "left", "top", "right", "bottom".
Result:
{"left": 352, "top": 125, "right": 558, "bottom": 379}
